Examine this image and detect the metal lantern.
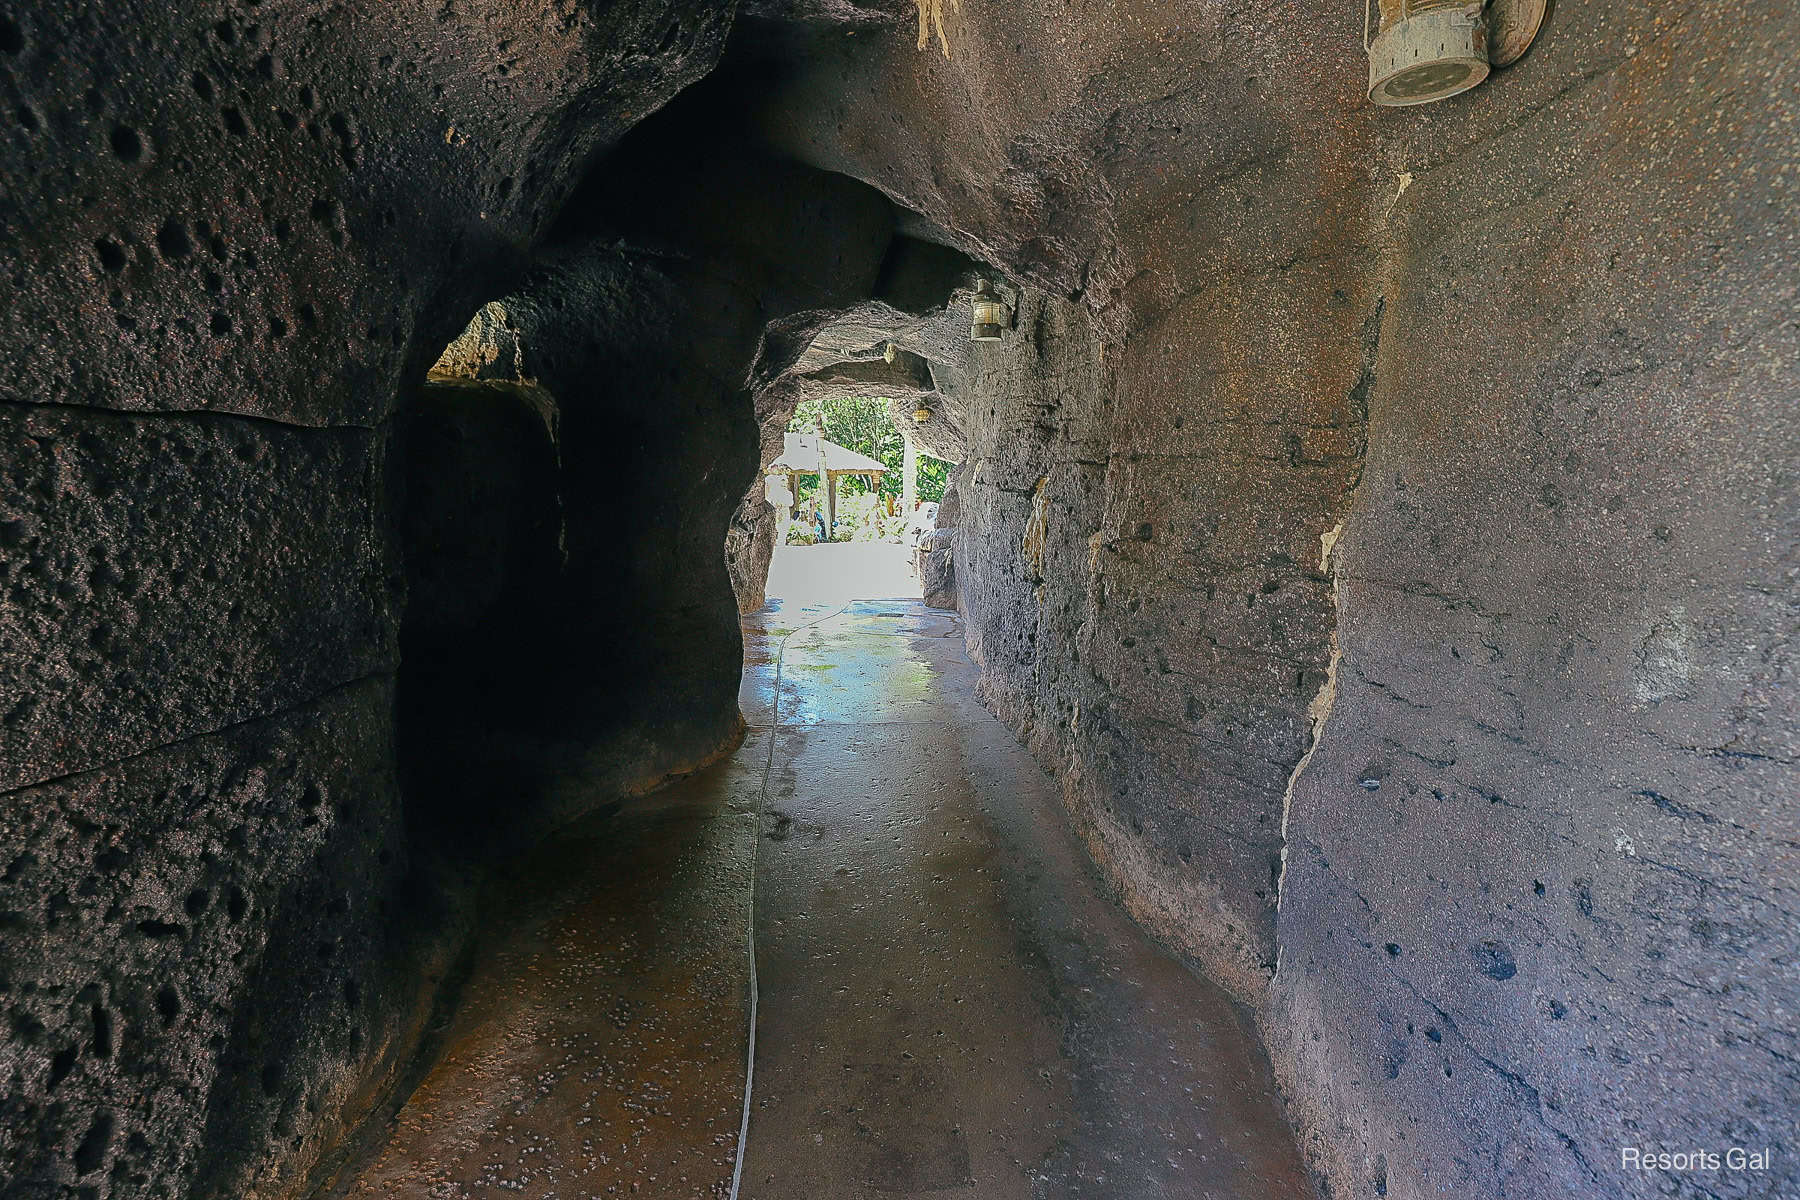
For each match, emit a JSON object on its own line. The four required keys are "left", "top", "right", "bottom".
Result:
{"left": 913, "top": 402, "right": 933, "bottom": 423}
{"left": 1366, "top": 0, "right": 1489, "bottom": 107}
{"left": 970, "top": 280, "right": 1008, "bottom": 342}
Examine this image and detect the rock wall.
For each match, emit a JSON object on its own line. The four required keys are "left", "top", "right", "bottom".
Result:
{"left": 398, "top": 237, "right": 829, "bottom": 852}
{"left": 730, "top": 1, "right": 1799, "bottom": 1197}
{"left": 1269, "top": 3, "right": 1800, "bottom": 1194}
{"left": 0, "top": 1, "right": 731, "bottom": 1195}
{"left": 956, "top": 278, "right": 1368, "bottom": 1003}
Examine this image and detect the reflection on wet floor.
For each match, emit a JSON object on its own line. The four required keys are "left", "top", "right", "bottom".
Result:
{"left": 329, "top": 595, "right": 1313, "bottom": 1198}
{"left": 741, "top": 603, "right": 1311, "bottom": 1199}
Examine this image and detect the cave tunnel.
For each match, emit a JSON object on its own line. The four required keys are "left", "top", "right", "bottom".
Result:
{"left": 0, "top": 2, "right": 1795, "bottom": 1199}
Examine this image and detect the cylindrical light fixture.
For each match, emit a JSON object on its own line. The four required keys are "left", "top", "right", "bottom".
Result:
{"left": 913, "top": 402, "right": 933, "bottom": 423}
{"left": 1366, "top": 0, "right": 1489, "bottom": 107}
{"left": 970, "top": 279, "right": 1008, "bottom": 342}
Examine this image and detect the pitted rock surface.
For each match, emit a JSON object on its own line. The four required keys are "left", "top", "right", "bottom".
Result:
{"left": 2, "top": 2, "right": 1794, "bottom": 1199}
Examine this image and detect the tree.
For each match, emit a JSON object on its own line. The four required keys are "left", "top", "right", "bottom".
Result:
{"left": 786, "top": 394, "right": 947, "bottom": 505}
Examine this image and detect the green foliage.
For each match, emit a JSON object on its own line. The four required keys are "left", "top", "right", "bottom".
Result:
{"left": 784, "top": 492, "right": 908, "bottom": 545}
{"left": 786, "top": 393, "right": 948, "bottom": 507}
{"left": 838, "top": 492, "right": 912, "bottom": 542}
{"left": 915, "top": 455, "right": 949, "bottom": 504}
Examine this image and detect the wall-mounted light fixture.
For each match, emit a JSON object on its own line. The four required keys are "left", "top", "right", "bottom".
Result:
{"left": 913, "top": 402, "right": 934, "bottom": 423}
{"left": 1365, "top": 0, "right": 1546, "bottom": 107}
{"left": 1366, "top": 0, "right": 1488, "bottom": 106}
{"left": 970, "top": 279, "right": 1010, "bottom": 342}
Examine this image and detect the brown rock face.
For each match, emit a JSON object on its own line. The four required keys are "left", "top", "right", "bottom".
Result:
{"left": 3, "top": 2, "right": 1795, "bottom": 1199}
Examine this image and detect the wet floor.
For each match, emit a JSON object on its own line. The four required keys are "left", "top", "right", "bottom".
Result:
{"left": 325, "top": 595, "right": 1314, "bottom": 1199}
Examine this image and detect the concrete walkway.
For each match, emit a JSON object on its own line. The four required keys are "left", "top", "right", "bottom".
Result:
{"left": 764, "top": 541, "right": 920, "bottom": 609}
{"left": 324, "top": 596, "right": 1314, "bottom": 1198}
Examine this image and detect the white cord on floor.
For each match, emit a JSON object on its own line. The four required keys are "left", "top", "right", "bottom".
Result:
{"left": 729, "top": 602, "right": 853, "bottom": 1200}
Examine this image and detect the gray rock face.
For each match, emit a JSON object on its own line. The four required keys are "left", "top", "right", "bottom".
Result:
{"left": 1267, "top": 4, "right": 1800, "bottom": 1191}
{"left": 0, "top": 1, "right": 730, "bottom": 427}
{"left": 919, "top": 530, "right": 957, "bottom": 610}
{"left": 731, "top": 2, "right": 1799, "bottom": 1197}
{"left": 3, "top": 1, "right": 1796, "bottom": 1199}
{"left": 0, "top": 407, "right": 399, "bottom": 794}
{"left": 954, "top": 278, "right": 1365, "bottom": 1004}
{"left": 0, "top": 679, "right": 436, "bottom": 1200}
{"left": 0, "top": 1, "right": 730, "bottom": 1196}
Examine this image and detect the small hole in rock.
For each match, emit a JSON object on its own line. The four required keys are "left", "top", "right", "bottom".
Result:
{"left": 156, "top": 986, "right": 181, "bottom": 1025}
{"left": 0, "top": 16, "right": 21, "bottom": 55}
{"left": 191, "top": 71, "right": 214, "bottom": 101}
{"left": 90, "top": 1005, "right": 112, "bottom": 1058}
{"left": 73, "top": 1111, "right": 114, "bottom": 1175}
{"left": 94, "top": 238, "right": 127, "bottom": 273}
{"left": 15, "top": 103, "right": 38, "bottom": 131}
{"left": 210, "top": 312, "right": 232, "bottom": 336}
{"left": 222, "top": 107, "right": 248, "bottom": 137}
{"left": 49, "top": 1044, "right": 78, "bottom": 1089}
{"left": 109, "top": 125, "right": 143, "bottom": 162}
{"left": 156, "top": 220, "right": 192, "bottom": 260}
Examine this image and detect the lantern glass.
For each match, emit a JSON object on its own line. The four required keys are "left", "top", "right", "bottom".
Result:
{"left": 970, "top": 282, "right": 1007, "bottom": 342}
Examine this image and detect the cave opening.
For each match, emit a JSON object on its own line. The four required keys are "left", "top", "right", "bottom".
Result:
{"left": 386, "top": 61, "right": 990, "bottom": 859}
